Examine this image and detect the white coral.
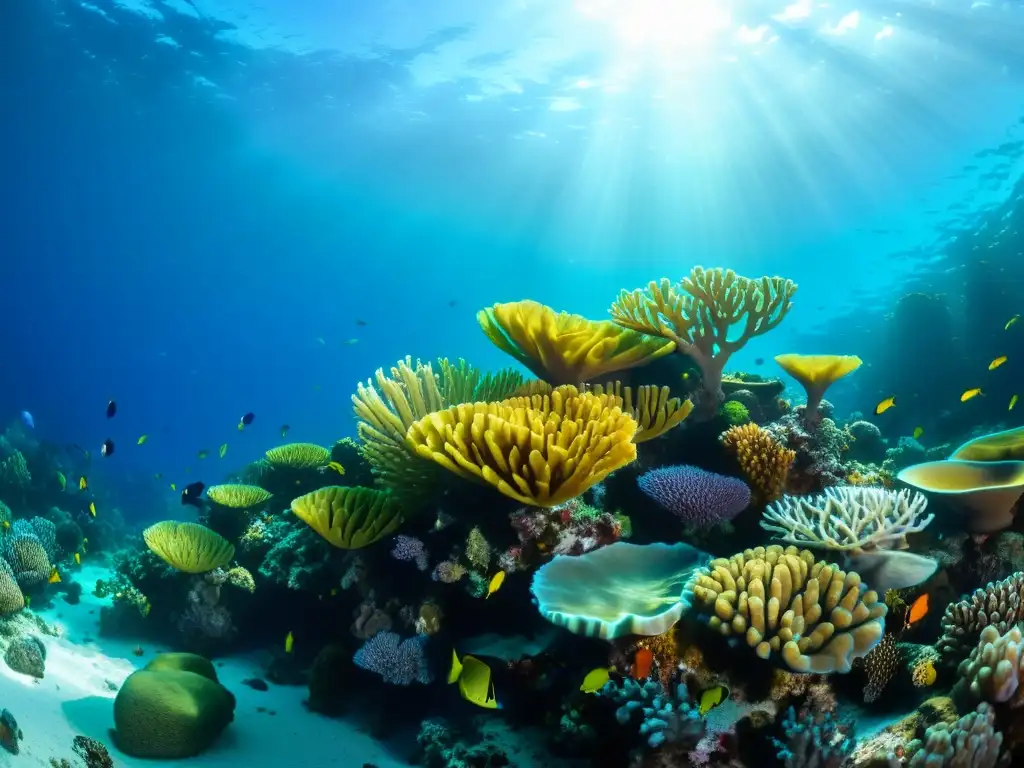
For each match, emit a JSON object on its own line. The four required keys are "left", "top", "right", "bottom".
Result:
{"left": 761, "top": 487, "right": 933, "bottom": 553}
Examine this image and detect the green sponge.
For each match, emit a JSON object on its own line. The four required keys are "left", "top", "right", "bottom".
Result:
{"left": 113, "top": 654, "right": 235, "bottom": 758}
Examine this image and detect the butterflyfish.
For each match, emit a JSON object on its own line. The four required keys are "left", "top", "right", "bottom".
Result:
{"left": 239, "top": 412, "right": 255, "bottom": 430}
{"left": 48, "top": 567, "right": 61, "bottom": 584}
{"left": 101, "top": 439, "right": 115, "bottom": 457}
{"left": 875, "top": 396, "right": 896, "bottom": 415}
{"left": 285, "top": 631, "right": 294, "bottom": 654}
{"left": 912, "top": 426, "right": 924, "bottom": 440}
{"left": 989, "top": 356, "right": 1007, "bottom": 370}
{"left": 88, "top": 502, "right": 96, "bottom": 517}
{"left": 580, "top": 667, "right": 612, "bottom": 694}
{"left": 74, "top": 552, "right": 81, "bottom": 565}
{"left": 961, "top": 388, "right": 983, "bottom": 402}
{"left": 698, "top": 684, "right": 729, "bottom": 717}
{"left": 448, "top": 652, "right": 501, "bottom": 710}
{"left": 485, "top": 571, "right": 505, "bottom": 598}
{"left": 181, "top": 481, "right": 205, "bottom": 508}
{"left": 327, "top": 461, "right": 345, "bottom": 476}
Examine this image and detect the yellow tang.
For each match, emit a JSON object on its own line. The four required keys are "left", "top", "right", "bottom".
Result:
{"left": 79, "top": 476, "right": 88, "bottom": 491}
{"left": 1012, "top": 395, "right": 1019, "bottom": 411}
{"left": 989, "top": 356, "right": 1007, "bottom": 370}
{"left": 285, "top": 631, "right": 294, "bottom": 654}
{"left": 485, "top": 571, "right": 505, "bottom": 599}
{"left": 89, "top": 502, "right": 96, "bottom": 518}
{"left": 448, "top": 651, "right": 501, "bottom": 710}
{"left": 1007, "top": 315, "right": 1020, "bottom": 331}
{"left": 74, "top": 552, "right": 81, "bottom": 565}
{"left": 137, "top": 434, "right": 148, "bottom": 445}
{"left": 699, "top": 684, "right": 730, "bottom": 716}
{"left": 912, "top": 426, "right": 924, "bottom": 440}
{"left": 219, "top": 443, "right": 228, "bottom": 459}
{"left": 56, "top": 471, "right": 66, "bottom": 491}
{"left": 875, "top": 396, "right": 896, "bottom": 415}
{"left": 961, "top": 388, "right": 983, "bottom": 402}
{"left": 170, "top": 483, "right": 177, "bottom": 491}
{"left": 580, "top": 667, "right": 612, "bottom": 694}
{"left": 327, "top": 461, "right": 345, "bottom": 476}
{"left": 48, "top": 567, "right": 62, "bottom": 584}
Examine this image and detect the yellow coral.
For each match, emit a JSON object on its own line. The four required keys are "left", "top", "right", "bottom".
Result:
{"left": 588, "top": 382, "right": 694, "bottom": 443}
{"left": 226, "top": 566, "right": 256, "bottom": 593}
{"left": 478, "top": 300, "right": 676, "bottom": 386}
{"left": 290, "top": 486, "right": 404, "bottom": 549}
{"left": 406, "top": 386, "right": 638, "bottom": 507}
{"left": 436, "top": 358, "right": 524, "bottom": 404}
{"left": 265, "top": 443, "right": 331, "bottom": 469}
{"left": 684, "top": 544, "right": 887, "bottom": 674}
{"left": 142, "top": 521, "right": 235, "bottom": 574}
{"left": 720, "top": 423, "right": 795, "bottom": 503}
{"left": 205, "top": 484, "right": 272, "bottom": 509}
{"left": 774, "top": 354, "right": 862, "bottom": 422}
{"left": 465, "top": 527, "right": 491, "bottom": 572}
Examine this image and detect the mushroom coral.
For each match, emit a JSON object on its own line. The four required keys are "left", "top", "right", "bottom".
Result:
{"left": 951, "top": 426, "right": 1024, "bottom": 461}
{"left": 478, "top": 300, "right": 676, "bottom": 386}
{"left": 773, "top": 354, "right": 862, "bottom": 428}
{"left": 290, "top": 486, "right": 404, "bottom": 549}
{"left": 896, "top": 459, "right": 1024, "bottom": 533}
{"left": 143, "top": 522, "right": 235, "bottom": 574}
{"left": 530, "top": 541, "right": 708, "bottom": 639}
{"left": 610, "top": 267, "right": 797, "bottom": 412}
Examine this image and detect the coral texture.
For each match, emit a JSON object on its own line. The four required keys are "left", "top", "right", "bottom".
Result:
{"left": 598, "top": 678, "right": 705, "bottom": 749}
{"left": 290, "top": 485, "right": 404, "bottom": 549}
{"left": 937, "top": 571, "right": 1024, "bottom": 664}
{"left": 638, "top": 465, "right": 751, "bottom": 527}
{"left": 908, "top": 703, "right": 1007, "bottom": 768}
{"left": 352, "top": 631, "right": 432, "bottom": 685}
{"left": 143, "top": 522, "right": 235, "bottom": 574}
{"left": 721, "top": 423, "right": 796, "bottom": 503}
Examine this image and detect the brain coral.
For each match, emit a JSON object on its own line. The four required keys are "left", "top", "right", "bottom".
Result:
{"left": 637, "top": 465, "right": 751, "bottom": 528}
{"left": 0, "top": 558, "right": 24, "bottom": 615}
{"left": 3, "top": 635, "right": 46, "bottom": 679}
{"left": 683, "top": 545, "right": 887, "bottom": 673}
{"left": 3, "top": 534, "right": 50, "bottom": 591}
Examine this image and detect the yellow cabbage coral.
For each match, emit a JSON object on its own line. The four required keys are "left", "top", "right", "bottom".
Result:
{"left": 720, "top": 422, "right": 795, "bottom": 503}
{"left": 684, "top": 544, "right": 887, "bottom": 674}
{"left": 142, "top": 521, "right": 235, "bottom": 574}
{"left": 478, "top": 300, "right": 676, "bottom": 386}
{"left": 265, "top": 443, "right": 331, "bottom": 469}
{"left": 406, "top": 386, "right": 638, "bottom": 507}
{"left": 205, "top": 484, "right": 272, "bottom": 509}
{"left": 290, "top": 486, "right": 404, "bottom": 549}
{"left": 589, "top": 382, "right": 693, "bottom": 443}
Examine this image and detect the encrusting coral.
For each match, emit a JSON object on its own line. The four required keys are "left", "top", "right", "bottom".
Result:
{"left": 683, "top": 545, "right": 887, "bottom": 673}
{"left": 290, "top": 485, "right": 404, "bottom": 549}
{"left": 142, "top": 522, "right": 235, "bottom": 574}
{"left": 720, "top": 423, "right": 795, "bottom": 504}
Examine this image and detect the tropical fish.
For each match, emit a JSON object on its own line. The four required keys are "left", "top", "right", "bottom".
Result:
{"left": 355, "top": 318, "right": 368, "bottom": 326}
{"left": 284, "top": 631, "right": 294, "bottom": 654}
{"left": 1, "top": 520, "right": 10, "bottom": 531}
{"left": 754, "top": 357, "right": 764, "bottom": 366}
{"left": 238, "top": 412, "right": 255, "bottom": 431}
{"left": 961, "top": 388, "right": 983, "bottom": 402}
{"left": 74, "top": 552, "right": 81, "bottom": 565}
{"left": 326, "top": 461, "right": 345, "bottom": 476}
{"left": 48, "top": 567, "right": 61, "bottom": 584}
{"left": 632, "top": 647, "right": 654, "bottom": 680}
{"left": 1012, "top": 395, "right": 1019, "bottom": 411}
{"left": 280, "top": 425, "right": 290, "bottom": 438}
{"left": 137, "top": 434, "right": 148, "bottom": 445}
{"left": 154, "top": 473, "right": 163, "bottom": 480}
{"left": 219, "top": 443, "right": 228, "bottom": 459}
{"left": 133, "top": 645, "right": 145, "bottom": 657}
{"left": 343, "top": 338, "right": 359, "bottom": 345}
{"left": 904, "top": 593, "right": 929, "bottom": 629}
{"left": 101, "top": 439, "right": 115, "bottom": 457}
{"left": 88, "top": 502, "right": 96, "bottom": 517}
{"left": 181, "top": 481, "right": 205, "bottom": 507}
{"left": 79, "top": 476, "right": 88, "bottom": 491}
{"left": 56, "top": 471, "right": 66, "bottom": 491}
{"left": 485, "top": 571, "right": 505, "bottom": 598}
{"left": 580, "top": 667, "right": 611, "bottom": 694}
{"left": 699, "top": 684, "right": 729, "bottom": 717}
{"left": 989, "top": 356, "right": 1007, "bottom": 370}
{"left": 197, "top": 449, "right": 209, "bottom": 459}
{"left": 912, "top": 426, "right": 924, "bottom": 440}
{"left": 1007, "top": 315, "right": 1020, "bottom": 330}
{"left": 681, "top": 372, "right": 690, "bottom": 382}
{"left": 20, "top": 410, "right": 34, "bottom": 430}
{"left": 24, "top": 596, "right": 30, "bottom": 608}
{"left": 875, "top": 396, "right": 896, "bottom": 415}
{"left": 170, "top": 483, "right": 177, "bottom": 491}
{"left": 448, "top": 651, "right": 501, "bottom": 709}
{"left": 106, "top": 400, "right": 117, "bottom": 418}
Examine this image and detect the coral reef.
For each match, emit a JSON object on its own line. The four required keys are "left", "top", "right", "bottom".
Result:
{"left": 638, "top": 465, "right": 751, "bottom": 528}
{"left": 352, "top": 631, "right": 432, "bottom": 685}
{"left": 937, "top": 571, "right": 1024, "bottom": 664}
{"left": 721, "top": 423, "right": 796, "bottom": 504}
{"left": 907, "top": 703, "right": 1007, "bottom": 767}
{"left": 599, "top": 678, "right": 705, "bottom": 749}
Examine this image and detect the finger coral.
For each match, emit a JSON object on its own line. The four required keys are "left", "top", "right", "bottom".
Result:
{"left": 955, "top": 624, "right": 1024, "bottom": 706}
{"left": 720, "top": 423, "right": 795, "bottom": 504}
{"left": 683, "top": 544, "right": 887, "bottom": 673}
{"left": 588, "top": 382, "right": 694, "bottom": 442}
{"left": 205, "top": 484, "right": 272, "bottom": 510}
{"left": 937, "top": 571, "right": 1024, "bottom": 664}
{"left": 142, "top": 521, "right": 235, "bottom": 574}
{"left": 406, "top": 387, "right": 638, "bottom": 507}
{"left": 290, "top": 486, "right": 404, "bottom": 549}
{"left": 610, "top": 268, "right": 797, "bottom": 410}
{"left": 908, "top": 703, "right": 1006, "bottom": 768}
{"left": 265, "top": 443, "right": 331, "bottom": 469}
{"left": 637, "top": 465, "right": 751, "bottom": 528}
{"left": 478, "top": 300, "right": 676, "bottom": 386}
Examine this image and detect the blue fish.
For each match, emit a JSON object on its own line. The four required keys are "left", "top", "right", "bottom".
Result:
{"left": 20, "top": 411, "right": 34, "bottom": 430}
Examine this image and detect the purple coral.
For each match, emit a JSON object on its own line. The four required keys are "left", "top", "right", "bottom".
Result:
{"left": 353, "top": 631, "right": 432, "bottom": 685}
{"left": 391, "top": 535, "right": 429, "bottom": 571}
{"left": 638, "top": 465, "right": 751, "bottom": 527}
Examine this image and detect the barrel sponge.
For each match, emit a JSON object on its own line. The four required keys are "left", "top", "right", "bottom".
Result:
{"left": 530, "top": 541, "right": 709, "bottom": 640}
{"left": 0, "top": 557, "right": 24, "bottom": 615}
{"left": 682, "top": 544, "right": 887, "bottom": 674}
{"left": 406, "top": 386, "right": 638, "bottom": 507}
{"left": 113, "top": 662, "right": 235, "bottom": 758}
{"left": 205, "top": 484, "right": 272, "bottom": 509}
{"left": 290, "top": 486, "right": 404, "bottom": 549}
{"left": 143, "top": 521, "right": 235, "bottom": 574}
{"left": 265, "top": 442, "right": 331, "bottom": 469}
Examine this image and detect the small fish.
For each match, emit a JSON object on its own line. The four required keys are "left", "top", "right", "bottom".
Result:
{"left": 238, "top": 412, "right": 255, "bottom": 431}
{"left": 904, "top": 593, "right": 929, "bottom": 629}
{"left": 132, "top": 645, "right": 145, "bottom": 657}
{"left": 24, "top": 596, "right": 30, "bottom": 608}
{"left": 88, "top": 502, "right": 96, "bottom": 517}
{"left": 56, "top": 471, "right": 66, "bottom": 491}
{"left": 79, "top": 476, "right": 88, "bottom": 491}
{"left": 316, "top": 337, "right": 326, "bottom": 345}
{"left": 1011, "top": 395, "right": 1019, "bottom": 411}
{"left": 181, "top": 481, "right": 205, "bottom": 507}
{"left": 448, "top": 651, "right": 501, "bottom": 710}
{"left": 170, "top": 483, "right": 177, "bottom": 491}
{"left": 875, "top": 396, "right": 896, "bottom": 415}
{"left": 1, "top": 520, "right": 10, "bottom": 531}
{"left": 913, "top": 426, "right": 924, "bottom": 440}
{"left": 137, "top": 434, "right": 148, "bottom": 445}
{"left": 326, "top": 461, "right": 345, "bottom": 476}
{"left": 447, "top": 300, "right": 457, "bottom": 307}
{"left": 754, "top": 357, "right": 764, "bottom": 366}
{"left": 101, "top": 439, "right": 115, "bottom": 457}
{"left": 285, "top": 631, "right": 294, "bottom": 654}
{"left": 20, "top": 410, "right": 34, "bottom": 429}
{"left": 219, "top": 443, "right": 228, "bottom": 459}
{"left": 1007, "top": 315, "right": 1020, "bottom": 330}
{"left": 197, "top": 449, "right": 209, "bottom": 459}
{"left": 81, "top": 537, "right": 88, "bottom": 551}
{"left": 699, "top": 685, "right": 729, "bottom": 717}
{"left": 961, "top": 388, "right": 983, "bottom": 402}
{"left": 355, "top": 318, "right": 368, "bottom": 326}
{"left": 48, "top": 567, "right": 61, "bottom": 584}
{"left": 343, "top": 338, "right": 359, "bottom": 345}
{"left": 154, "top": 472, "right": 163, "bottom": 480}
{"left": 485, "top": 571, "right": 505, "bottom": 598}
{"left": 580, "top": 667, "right": 612, "bottom": 694}
{"left": 106, "top": 400, "right": 117, "bottom": 418}
{"left": 280, "top": 425, "right": 290, "bottom": 438}
{"left": 989, "top": 356, "right": 1008, "bottom": 370}
{"left": 74, "top": 552, "right": 81, "bottom": 565}
{"left": 632, "top": 647, "right": 654, "bottom": 680}
{"left": 681, "top": 372, "right": 689, "bottom": 381}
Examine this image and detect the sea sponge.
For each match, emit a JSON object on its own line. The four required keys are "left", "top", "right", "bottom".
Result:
{"left": 3, "top": 635, "right": 46, "bottom": 678}
{"left": 142, "top": 521, "right": 235, "bottom": 574}
{"left": 205, "top": 484, "right": 272, "bottom": 510}
{"left": 721, "top": 400, "right": 751, "bottom": 426}
{"left": 610, "top": 267, "right": 797, "bottom": 408}
{"left": 0, "top": 557, "right": 24, "bottom": 615}
{"left": 683, "top": 545, "right": 887, "bottom": 673}
{"left": 720, "top": 423, "right": 796, "bottom": 504}
{"left": 773, "top": 354, "right": 862, "bottom": 428}
{"left": 406, "top": 386, "right": 638, "bottom": 507}
{"left": 530, "top": 541, "right": 708, "bottom": 639}
{"left": 479, "top": 300, "right": 676, "bottom": 386}
{"left": 937, "top": 571, "right": 1024, "bottom": 664}
{"left": 862, "top": 632, "right": 900, "bottom": 703}
{"left": 290, "top": 485, "right": 404, "bottom": 549}
{"left": 587, "top": 382, "right": 694, "bottom": 442}
{"left": 225, "top": 566, "right": 255, "bottom": 593}
{"left": 265, "top": 442, "right": 331, "bottom": 469}
{"left": 897, "top": 459, "right": 1024, "bottom": 533}
{"left": 113, "top": 653, "right": 235, "bottom": 758}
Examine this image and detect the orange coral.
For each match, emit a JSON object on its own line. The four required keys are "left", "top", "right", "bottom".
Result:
{"left": 720, "top": 423, "right": 795, "bottom": 503}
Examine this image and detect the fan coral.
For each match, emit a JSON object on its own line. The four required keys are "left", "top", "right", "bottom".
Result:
{"left": 290, "top": 485, "right": 404, "bottom": 549}
{"left": 599, "top": 678, "right": 705, "bottom": 749}
{"left": 908, "top": 703, "right": 1007, "bottom": 768}
{"left": 720, "top": 423, "right": 795, "bottom": 504}
{"left": 862, "top": 632, "right": 900, "bottom": 703}
{"left": 684, "top": 545, "right": 887, "bottom": 673}
{"left": 142, "top": 522, "right": 235, "bottom": 574}
{"left": 638, "top": 465, "right": 751, "bottom": 528}
{"left": 352, "top": 631, "right": 432, "bottom": 686}
{"left": 937, "top": 571, "right": 1024, "bottom": 664}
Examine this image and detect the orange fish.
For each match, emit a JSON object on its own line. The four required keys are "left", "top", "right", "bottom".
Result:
{"left": 904, "top": 594, "right": 929, "bottom": 630}
{"left": 632, "top": 647, "right": 654, "bottom": 680}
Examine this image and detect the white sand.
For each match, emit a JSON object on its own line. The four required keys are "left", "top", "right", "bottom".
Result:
{"left": 0, "top": 564, "right": 410, "bottom": 767}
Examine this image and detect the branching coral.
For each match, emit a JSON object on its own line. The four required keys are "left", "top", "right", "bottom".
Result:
{"left": 937, "top": 571, "right": 1024, "bottom": 664}
{"left": 142, "top": 522, "right": 235, "bottom": 574}
{"left": 436, "top": 357, "right": 523, "bottom": 404}
{"left": 610, "top": 267, "right": 797, "bottom": 410}
{"left": 684, "top": 545, "right": 887, "bottom": 673}
{"left": 352, "top": 631, "right": 432, "bottom": 685}
{"left": 720, "top": 423, "right": 795, "bottom": 504}
{"left": 773, "top": 705, "right": 856, "bottom": 768}
{"left": 587, "top": 382, "right": 694, "bottom": 442}
{"left": 290, "top": 486, "right": 404, "bottom": 549}
{"left": 761, "top": 487, "right": 933, "bottom": 554}
{"left": 599, "top": 678, "right": 705, "bottom": 750}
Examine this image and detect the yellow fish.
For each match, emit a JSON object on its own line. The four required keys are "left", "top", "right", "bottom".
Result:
{"left": 1011, "top": 395, "right": 1019, "bottom": 411}
{"left": 1, "top": 520, "right": 10, "bottom": 531}
{"left": 48, "top": 567, "right": 62, "bottom": 584}
{"left": 875, "top": 396, "right": 896, "bottom": 415}
{"left": 448, "top": 651, "right": 501, "bottom": 709}
{"left": 79, "top": 476, "right": 88, "bottom": 491}
{"left": 327, "top": 461, "right": 345, "bottom": 476}
{"left": 74, "top": 552, "right": 81, "bottom": 565}
{"left": 137, "top": 434, "right": 148, "bottom": 445}
{"left": 219, "top": 443, "right": 228, "bottom": 459}
{"left": 961, "top": 388, "right": 983, "bottom": 402}
{"left": 681, "top": 372, "right": 690, "bottom": 382}
{"left": 580, "top": 667, "right": 612, "bottom": 694}
{"left": 1007, "top": 315, "right": 1020, "bottom": 331}
{"left": 912, "top": 427, "right": 924, "bottom": 440}
{"left": 989, "top": 356, "right": 1007, "bottom": 370}
{"left": 285, "top": 631, "right": 294, "bottom": 654}
{"left": 485, "top": 571, "right": 505, "bottom": 599}
{"left": 699, "top": 684, "right": 729, "bottom": 716}
{"left": 82, "top": 537, "right": 88, "bottom": 551}
{"left": 197, "top": 450, "right": 209, "bottom": 459}
{"left": 170, "top": 483, "right": 177, "bottom": 491}
{"left": 89, "top": 502, "right": 96, "bottom": 518}
{"left": 56, "top": 471, "right": 66, "bottom": 491}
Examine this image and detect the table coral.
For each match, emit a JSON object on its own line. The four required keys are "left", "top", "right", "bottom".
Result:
{"left": 720, "top": 423, "right": 795, "bottom": 504}
{"left": 774, "top": 354, "right": 862, "bottom": 429}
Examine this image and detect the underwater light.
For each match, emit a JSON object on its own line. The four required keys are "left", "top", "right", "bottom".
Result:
{"left": 575, "top": 0, "right": 733, "bottom": 48}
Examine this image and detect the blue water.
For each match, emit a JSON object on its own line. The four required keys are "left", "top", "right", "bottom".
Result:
{"left": 4, "top": 0, "right": 1024, "bottom": 518}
